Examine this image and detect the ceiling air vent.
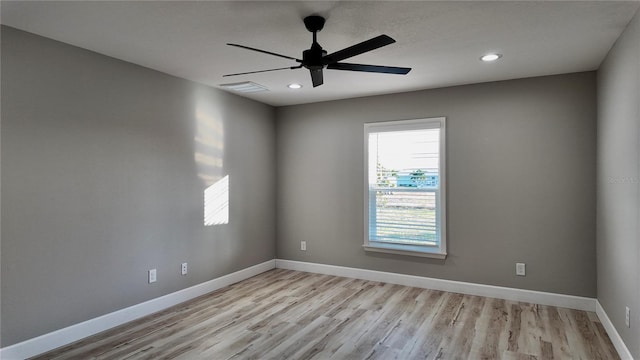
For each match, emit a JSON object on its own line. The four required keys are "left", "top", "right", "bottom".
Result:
{"left": 219, "top": 81, "right": 268, "bottom": 93}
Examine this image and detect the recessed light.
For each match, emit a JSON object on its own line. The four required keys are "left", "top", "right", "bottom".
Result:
{"left": 480, "top": 53, "right": 502, "bottom": 62}
{"left": 287, "top": 83, "right": 303, "bottom": 89}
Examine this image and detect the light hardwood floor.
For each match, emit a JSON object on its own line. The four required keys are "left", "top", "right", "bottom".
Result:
{"left": 32, "top": 269, "right": 619, "bottom": 360}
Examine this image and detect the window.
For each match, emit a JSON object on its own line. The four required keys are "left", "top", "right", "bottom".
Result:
{"left": 364, "top": 117, "right": 446, "bottom": 258}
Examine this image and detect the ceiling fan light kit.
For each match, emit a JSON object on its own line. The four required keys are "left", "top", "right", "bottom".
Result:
{"left": 224, "top": 15, "right": 412, "bottom": 88}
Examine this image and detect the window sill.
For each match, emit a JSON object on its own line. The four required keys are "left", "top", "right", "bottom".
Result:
{"left": 363, "top": 244, "right": 447, "bottom": 259}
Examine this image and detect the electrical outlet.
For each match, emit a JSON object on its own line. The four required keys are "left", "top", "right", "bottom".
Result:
{"left": 148, "top": 269, "right": 157, "bottom": 283}
{"left": 625, "top": 306, "right": 630, "bottom": 328}
{"left": 301, "top": 241, "right": 307, "bottom": 251}
{"left": 516, "top": 263, "right": 526, "bottom": 276}
{"left": 181, "top": 263, "right": 188, "bottom": 276}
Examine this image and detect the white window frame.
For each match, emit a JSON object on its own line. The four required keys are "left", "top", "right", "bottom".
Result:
{"left": 363, "top": 117, "right": 447, "bottom": 259}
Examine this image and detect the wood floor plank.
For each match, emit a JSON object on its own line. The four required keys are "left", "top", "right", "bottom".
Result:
{"left": 503, "top": 350, "right": 539, "bottom": 360}
{"left": 229, "top": 322, "right": 303, "bottom": 360}
{"left": 544, "top": 305, "right": 574, "bottom": 359}
{"left": 477, "top": 298, "right": 510, "bottom": 359}
{"left": 31, "top": 270, "right": 620, "bottom": 360}
{"left": 297, "top": 308, "right": 369, "bottom": 360}
{"left": 405, "top": 292, "right": 465, "bottom": 359}
{"left": 436, "top": 294, "right": 486, "bottom": 359}
{"left": 382, "top": 288, "right": 442, "bottom": 351}
{"left": 518, "top": 303, "right": 544, "bottom": 357}
{"left": 507, "top": 303, "right": 523, "bottom": 352}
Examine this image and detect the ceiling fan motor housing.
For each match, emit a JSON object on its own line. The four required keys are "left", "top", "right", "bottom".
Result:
{"left": 302, "top": 44, "right": 327, "bottom": 70}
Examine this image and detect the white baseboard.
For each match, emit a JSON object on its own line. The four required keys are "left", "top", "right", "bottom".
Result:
{"left": 596, "top": 300, "right": 635, "bottom": 360}
{"left": 0, "top": 260, "right": 276, "bottom": 360}
{"left": 275, "top": 259, "right": 596, "bottom": 311}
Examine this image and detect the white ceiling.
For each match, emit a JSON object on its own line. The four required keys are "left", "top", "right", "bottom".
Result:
{"left": 2, "top": 1, "right": 639, "bottom": 106}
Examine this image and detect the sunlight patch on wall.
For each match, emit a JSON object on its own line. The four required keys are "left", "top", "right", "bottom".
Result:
{"left": 193, "top": 89, "right": 228, "bottom": 226}
{"left": 194, "top": 152, "right": 223, "bottom": 168}
{"left": 204, "top": 175, "right": 229, "bottom": 226}
{"left": 193, "top": 90, "right": 224, "bottom": 187}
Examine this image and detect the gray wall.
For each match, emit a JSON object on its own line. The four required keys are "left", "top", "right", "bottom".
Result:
{"left": 1, "top": 21, "right": 611, "bottom": 351}
{"left": 597, "top": 8, "right": 640, "bottom": 359}
{"left": 1, "top": 27, "right": 276, "bottom": 347}
{"left": 276, "top": 72, "right": 597, "bottom": 297}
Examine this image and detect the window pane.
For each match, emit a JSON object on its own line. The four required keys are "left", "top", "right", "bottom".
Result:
{"left": 371, "top": 189, "right": 437, "bottom": 245}
{"left": 368, "top": 127, "right": 440, "bottom": 246}
{"left": 369, "top": 129, "right": 440, "bottom": 188}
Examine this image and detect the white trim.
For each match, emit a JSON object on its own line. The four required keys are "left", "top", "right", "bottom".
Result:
{"left": 363, "top": 244, "right": 446, "bottom": 259}
{"left": 0, "top": 260, "right": 276, "bottom": 360}
{"left": 363, "top": 117, "right": 447, "bottom": 258}
{"left": 275, "top": 259, "right": 595, "bottom": 311}
{"left": 596, "top": 300, "right": 635, "bottom": 360}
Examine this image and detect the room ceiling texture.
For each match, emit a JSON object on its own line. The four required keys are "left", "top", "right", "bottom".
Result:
{"left": 2, "top": 1, "right": 639, "bottom": 106}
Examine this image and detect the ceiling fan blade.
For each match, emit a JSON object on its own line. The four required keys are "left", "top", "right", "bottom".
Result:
{"left": 310, "top": 69, "right": 323, "bottom": 87}
{"left": 223, "top": 65, "right": 302, "bottom": 77}
{"left": 323, "top": 35, "right": 395, "bottom": 64}
{"left": 227, "top": 43, "right": 301, "bottom": 62}
{"left": 327, "top": 62, "right": 411, "bottom": 75}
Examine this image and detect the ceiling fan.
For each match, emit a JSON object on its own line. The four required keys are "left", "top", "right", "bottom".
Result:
{"left": 224, "top": 15, "right": 412, "bottom": 88}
